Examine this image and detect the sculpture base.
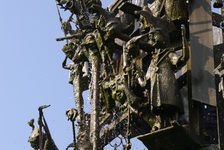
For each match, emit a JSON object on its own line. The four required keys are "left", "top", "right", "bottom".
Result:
{"left": 137, "top": 124, "right": 203, "bottom": 150}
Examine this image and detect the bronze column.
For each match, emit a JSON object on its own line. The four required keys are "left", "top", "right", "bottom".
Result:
{"left": 89, "top": 49, "right": 100, "bottom": 150}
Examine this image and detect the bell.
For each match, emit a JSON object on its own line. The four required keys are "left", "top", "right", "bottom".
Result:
{"left": 213, "top": 0, "right": 223, "bottom": 8}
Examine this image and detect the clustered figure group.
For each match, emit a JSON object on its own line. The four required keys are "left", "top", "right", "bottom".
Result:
{"left": 29, "top": 0, "right": 192, "bottom": 149}
{"left": 58, "top": 0, "right": 189, "bottom": 149}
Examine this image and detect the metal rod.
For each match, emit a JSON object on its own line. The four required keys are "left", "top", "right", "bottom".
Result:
{"left": 38, "top": 105, "right": 51, "bottom": 150}
{"left": 126, "top": 107, "right": 131, "bottom": 150}
{"left": 72, "top": 121, "right": 76, "bottom": 150}
{"left": 54, "top": 0, "right": 68, "bottom": 44}
{"left": 56, "top": 33, "right": 82, "bottom": 41}
{"left": 39, "top": 110, "right": 43, "bottom": 150}
{"left": 42, "top": 115, "right": 52, "bottom": 140}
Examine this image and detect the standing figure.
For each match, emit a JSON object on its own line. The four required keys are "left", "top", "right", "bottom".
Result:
{"left": 149, "top": 0, "right": 188, "bottom": 42}
{"left": 28, "top": 119, "right": 41, "bottom": 150}
{"left": 133, "top": 8, "right": 187, "bottom": 128}
{"left": 28, "top": 106, "right": 58, "bottom": 150}
{"left": 149, "top": 0, "right": 188, "bottom": 21}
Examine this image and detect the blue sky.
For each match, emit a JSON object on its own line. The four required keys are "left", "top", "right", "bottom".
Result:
{"left": 0, "top": 0, "right": 146, "bottom": 149}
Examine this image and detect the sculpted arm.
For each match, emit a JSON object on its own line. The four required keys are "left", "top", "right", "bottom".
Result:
{"left": 62, "top": 56, "right": 71, "bottom": 70}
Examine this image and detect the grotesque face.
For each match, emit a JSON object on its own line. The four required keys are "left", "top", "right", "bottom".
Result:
{"left": 62, "top": 42, "right": 76, "bottom": 59}
{"left": 139, "top": 14, "right": 152, "bottom": 34}
{"left": 77, "top": 14, "right": 92, "bottom": 29}
{"left": 57, "top": 0, "right": 81, "bottom": 14}
{"left": 139, "top": 15, "right": 147, "bottom": 32}
{"left": 85, "top": 0, "right": 102, "bottom": 13}
{"left": 66, "top": 108, "right": 78, "bottom": 121}
{"left": 148, "top": 29, "right": 168, "bottom": 48}
{"left": 169, "top": 51, "right": 178, "bottom": 65}
{"left": 148, "top": 30, "right": 159, "bottom": 47}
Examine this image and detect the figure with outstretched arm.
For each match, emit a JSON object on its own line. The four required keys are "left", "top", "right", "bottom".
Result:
{"left": 28, "top": 105, "right": 58, "bottom": 150}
